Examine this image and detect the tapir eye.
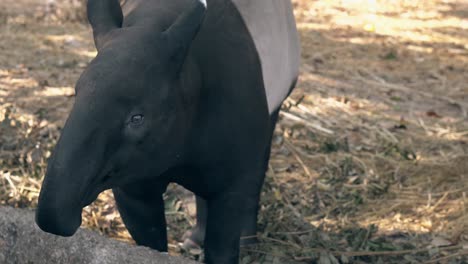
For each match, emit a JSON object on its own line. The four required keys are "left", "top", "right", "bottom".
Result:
{"left": 130, "top": 114, "right": 144, "bottom": 125}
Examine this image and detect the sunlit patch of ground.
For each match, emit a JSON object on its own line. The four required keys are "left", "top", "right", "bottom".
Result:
{"left": 0, "top": 0, "right": 467, "bottom": 263}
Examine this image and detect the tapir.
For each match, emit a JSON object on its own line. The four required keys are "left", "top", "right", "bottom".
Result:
{"left": 36, "top": 0, "right": 300, "bottom": 263}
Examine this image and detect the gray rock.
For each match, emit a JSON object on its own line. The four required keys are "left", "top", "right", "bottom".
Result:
{"left": 0, "top": 206, "right": 198, "bottom": 264}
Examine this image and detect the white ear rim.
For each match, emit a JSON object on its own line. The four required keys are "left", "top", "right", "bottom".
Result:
{"left": 198, "top": 0, "right": 207, "bottom": 8}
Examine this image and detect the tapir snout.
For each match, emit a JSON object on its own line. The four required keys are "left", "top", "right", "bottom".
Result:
{"left": 35, "top": 200, "right": 82, "bottom": 237}
{"left": 36, "top": 160, "right": 83, "bottom": 236}
{"left": 36, "top": 104, "right": 112, "bottom": 236}
{"left": 36, "top": 154, "right": 108, "bottom": 236}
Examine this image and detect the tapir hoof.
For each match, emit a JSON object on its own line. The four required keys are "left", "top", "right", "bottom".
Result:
{"left": 181, "top": 228, "right": 204, "bottom": 250}
{"left": 181, "top": 237, "right": 203, "bottom": 253}
{"left": 182, "top": 228, "right": 205, "bottom": 247}
{"left": 240, "top": 235, "right": 259, "bottom": 246}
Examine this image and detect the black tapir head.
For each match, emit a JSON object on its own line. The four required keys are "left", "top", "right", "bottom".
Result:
{"left": 36, "top": 0, "right": 206, "bottom": 236}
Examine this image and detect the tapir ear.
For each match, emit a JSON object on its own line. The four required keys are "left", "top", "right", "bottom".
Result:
{"left": 164, "top": 0, "right": 207, "bottom": 71}
{"left": 87, "top": 0, "right": 123, "bottom": 51}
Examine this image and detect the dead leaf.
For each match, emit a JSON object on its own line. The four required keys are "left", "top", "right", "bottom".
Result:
{"left": 431, "top": 236, "right": 452, "bottom": 247}
{"left": 426, "top": 111, "right": 442, "bottom": 118}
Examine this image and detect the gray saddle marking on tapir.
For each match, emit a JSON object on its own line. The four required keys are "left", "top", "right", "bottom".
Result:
{"left": 231, "top": 0, "right": 300, "bottom": 113}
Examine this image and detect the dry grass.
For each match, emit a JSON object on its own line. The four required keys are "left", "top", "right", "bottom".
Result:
{"left": 0, "top": 0, "right": 467, "bottom": 263}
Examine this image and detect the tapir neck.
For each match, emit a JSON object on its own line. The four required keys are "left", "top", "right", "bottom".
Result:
{"left": 172, "top": 54, "right": 203, "bottom": 160}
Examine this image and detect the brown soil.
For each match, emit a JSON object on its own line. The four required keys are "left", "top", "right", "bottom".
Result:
{"left": 0, "top": 0, "right": 467, "bottom": 263}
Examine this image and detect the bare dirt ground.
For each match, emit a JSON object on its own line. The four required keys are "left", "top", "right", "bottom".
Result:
{"left": 0, "top": 0, "right": 467, "bottom": 263}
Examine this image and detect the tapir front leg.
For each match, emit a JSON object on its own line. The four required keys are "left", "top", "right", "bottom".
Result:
{"left": 240, "top": 108, "right": 282, "bottom": 245}
{"left": 202, "top": 166, "right": 266, "bottom": 264}
{"left": 186, "top": 109, "right": 282, "bottom": 250}
{"left": 204, "top": 192, "right": 246, "bottom": 264}
{"left": 185, "top": 190, "right": 260, "bottom": 248}
{"left": 113, "top": 180, "right": 168, "bottom": 252}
